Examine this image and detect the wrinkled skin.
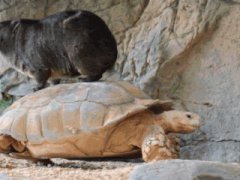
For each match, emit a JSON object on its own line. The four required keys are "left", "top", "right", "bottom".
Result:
{"left": 0, "top": 10, "right": 117, "bottom": 90}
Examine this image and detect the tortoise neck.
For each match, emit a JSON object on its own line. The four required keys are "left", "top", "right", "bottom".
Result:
{"left": 154, "top": 112, "right": 171, "bottom": 133}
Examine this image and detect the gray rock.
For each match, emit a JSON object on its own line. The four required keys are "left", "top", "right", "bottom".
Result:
{"left": 0, "top": 173, "right": 10, "bottom": 180}
{"left": 118, "top": 0, "right": 227, "bottom": 97}
{"left": 175, "top": 4, "right": 240, "bottom": 162}
{"left": 0, "top": 68, "right": 33, "bottom": 98}
{"left": 129, "top": 160, "right": 240, "bottom": 180}
{"left": 0, "top": 0, "right": 240, "bottom": 163}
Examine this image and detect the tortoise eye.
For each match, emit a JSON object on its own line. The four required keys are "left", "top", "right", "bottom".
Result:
{"left": 186, "top": 114, "right": 192, "bottom": 119}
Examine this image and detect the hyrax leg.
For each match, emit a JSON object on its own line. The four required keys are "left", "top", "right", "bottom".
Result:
{"left": 78, "top": 74, "right": 102, "bottom": 82}
{"left": 141, "top": 125, "right": 179, "bottom": 162}
{"left": 32, "top": 69, "right": 51, "bottom": 91}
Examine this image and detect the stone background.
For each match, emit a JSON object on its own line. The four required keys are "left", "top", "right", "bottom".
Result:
{"left": 0, "top": 0, "right": 240, "bottom": 163}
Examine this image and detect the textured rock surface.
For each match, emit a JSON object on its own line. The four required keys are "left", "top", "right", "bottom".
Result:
{"left": 117, "top": 0, "right": 227, "bottom": 97}
{"left": 0, "top": 0, "right": 239, "bottom": 163}
{"left": 177, "top": 3, "right": 240, "bottom": 162}
{"left": 130, "top": 159, "right": 240, "bottom": 180}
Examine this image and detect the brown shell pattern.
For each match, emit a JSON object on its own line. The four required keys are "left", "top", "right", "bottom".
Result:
{"left": 0, "top": 81, "right": 172, "bottom": 143}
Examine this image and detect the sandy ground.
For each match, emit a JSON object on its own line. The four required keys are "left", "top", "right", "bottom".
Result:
{"left": 0, "top": 155, "right": 142, "bottom": 179}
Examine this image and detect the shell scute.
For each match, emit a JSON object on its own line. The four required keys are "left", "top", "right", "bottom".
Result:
{"left": 0, "top": 110, "right": 16, "bottom": 135}
{"left": 41, "top": 100, "right": 64, "bottom": 140}
{"left": 26, "top": 108, "right": 42, "bottom": 143}
{"left": 62, "top": 102, "right": 81, "bottom": 135}
{"left": 80, "top": 101, "right": 107, "bottom": 130}
{"left": 87, "top": 83, "right": 134, "bottom": 105}
{"left": 55, "top": 86, "right": 89, "bottom": 103}
{"left": 10, "top": 108, "right": 28, "bottom": 141}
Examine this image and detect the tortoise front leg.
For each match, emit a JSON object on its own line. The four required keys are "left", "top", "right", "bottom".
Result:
{"left": 141, "top": 125, "right": 179, "bottom": 162}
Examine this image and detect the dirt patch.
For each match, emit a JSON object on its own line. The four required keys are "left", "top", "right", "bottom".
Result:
{"left": 0, "top": 155, "right": 142, "bottom": 179}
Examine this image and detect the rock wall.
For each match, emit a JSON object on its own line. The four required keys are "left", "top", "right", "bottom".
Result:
{"left": 0, "top": 0, "right": 240, "bottom": 162}
{"left": 178, "top": 3, "right": 240, "bottom": 162}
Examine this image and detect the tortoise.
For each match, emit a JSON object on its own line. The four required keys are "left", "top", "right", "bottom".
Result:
{"left": 0, "top": 81, "right": 200, "bottom": 163}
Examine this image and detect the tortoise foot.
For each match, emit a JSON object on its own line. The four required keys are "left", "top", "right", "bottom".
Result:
{"left": 142, "top": 125, "right": 179, "bottom": 162}
{"left": 167, "top": 133, "right": 180, "bottom": 152}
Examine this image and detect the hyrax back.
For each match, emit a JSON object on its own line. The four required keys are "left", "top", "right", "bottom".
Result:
{"left": 0, "top": 10, "right": 117, "bottom": 90}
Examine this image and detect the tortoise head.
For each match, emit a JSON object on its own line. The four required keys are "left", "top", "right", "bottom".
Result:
{"left": 159, "top": 110, "right": 200, "bottom": 133}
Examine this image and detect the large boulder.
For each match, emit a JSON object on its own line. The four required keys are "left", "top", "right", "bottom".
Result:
{"left": 0, "top": 0, "right": 240, "bottom": 163}
{"left": 130, "top": 160, "right": 240, "bottom": 180}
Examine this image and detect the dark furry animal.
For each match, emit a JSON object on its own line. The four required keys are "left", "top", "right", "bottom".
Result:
{"left": 0, "top": 10, "right": 117, "bottom": 90}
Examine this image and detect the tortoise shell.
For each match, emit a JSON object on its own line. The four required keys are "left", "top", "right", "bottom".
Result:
{"left": 0, "top": 81, "right": 173, "bottom": 144}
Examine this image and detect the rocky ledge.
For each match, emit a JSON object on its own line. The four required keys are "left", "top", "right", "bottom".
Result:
{"left": 0, "top": 155, "right": 239, "bottom": 180}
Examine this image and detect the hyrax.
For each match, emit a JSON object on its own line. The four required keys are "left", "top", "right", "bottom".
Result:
{"left": 0, "top": 10, "right": 117, "bottom": 90}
